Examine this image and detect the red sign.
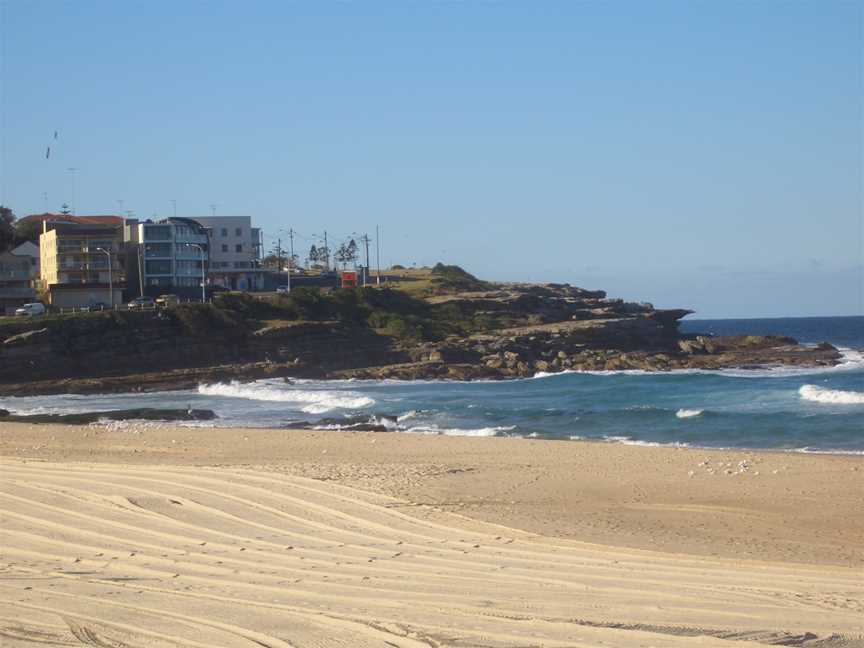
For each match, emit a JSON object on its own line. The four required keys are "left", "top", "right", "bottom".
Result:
{"left": 340, "top": 271, "right": 358, "bottom": 288}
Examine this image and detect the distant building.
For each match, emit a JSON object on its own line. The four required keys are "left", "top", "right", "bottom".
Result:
{"left": 0, "top": 241, "right": 40, "bottom": 314}
{"left": 39, "top": 221, "right": 125, "bottom": 308}
{"left": 20, "top": 213, "right": 125, "bottom": 228}
{"left": 123, "top": 217, "right": 210, "bottom": 298}
{"left": 191, "top": 216, "right": 263, "bottom": 291}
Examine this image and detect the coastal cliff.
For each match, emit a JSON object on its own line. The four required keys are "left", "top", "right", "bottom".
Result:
{"left": 0, "top": 267, "right": 841, "bottom": 396}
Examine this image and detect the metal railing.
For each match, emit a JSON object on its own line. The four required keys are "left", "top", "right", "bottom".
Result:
{"left": 48, "top": 298, "right": 212, "bottom": 315}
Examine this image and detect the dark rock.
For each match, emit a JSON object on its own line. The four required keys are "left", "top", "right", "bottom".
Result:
{"left": 309, "top": 415, "right": 398, "bottom": 432}
{"left": 0, "top": 408, "right": 217, "bottom": 424}
{"left": 3, "top": 328, "right": 49, "bottom": 347}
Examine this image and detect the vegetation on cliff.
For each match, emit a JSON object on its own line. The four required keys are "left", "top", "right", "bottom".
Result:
{"left": 0, "top": 264, "right": 841, "bottom": 395}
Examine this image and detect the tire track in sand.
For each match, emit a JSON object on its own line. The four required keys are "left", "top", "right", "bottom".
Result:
{"left": 2, "top": 459, "right": 862, "bottom": 648}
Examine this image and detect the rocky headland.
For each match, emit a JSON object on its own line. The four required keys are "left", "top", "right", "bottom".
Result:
{"left": 0, "top": 270, "right": 842, "bottom": 397}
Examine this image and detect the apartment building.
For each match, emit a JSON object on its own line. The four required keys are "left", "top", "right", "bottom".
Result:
{"left": 192, "top": 216, "right": 262, "bottom": 291}
{"left": 0, "top": 241, "right": 39, "bottom": 314}
{"left": 39, "top": 221, "right": 125, "bottom": 307}
{"left": 124, "top": 217, "right": 210, "bottom": 297}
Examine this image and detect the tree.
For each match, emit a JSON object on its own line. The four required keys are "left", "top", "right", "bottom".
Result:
{"left": 261, "top": 254, "right": 280, "bottom": 270}
{"left": 335, "top": 239, "right": 358, "bottom": 268}
{"left": 60, "top": 203, "right": 72, "bottom": 215}
{"left": 0, "top": 206, "right": 15, "bottom": 252}
{"left": 14, "top": 218, "right": 42, "bottom": 245}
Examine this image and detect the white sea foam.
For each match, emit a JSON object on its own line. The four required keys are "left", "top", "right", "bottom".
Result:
{"left": 525, "top": 347, "right": 864, "bottom": 380}
{"left": 406, "top": 425, "right": 516, "bottom": 438}
{"left": 198, "top": 381, "right": 375, "bottom": 413}
{"left": 798, "top": 384, "right": 864, "bottom": 405}
{"left": 312, "top": 414, "right": 400, "bottom": 431}
{"left": 794, "top": 447, "right": 864, "bottom": 456}
{"left": 530, "top": 370, "right": 577, "bottom": 379}
{"left": 676, "top": 408, "right": 704, "bottom": 419}
{"left": 619, "top": 439, "right": 692, "bottom": 448}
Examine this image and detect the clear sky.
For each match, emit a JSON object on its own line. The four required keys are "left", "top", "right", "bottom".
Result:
{"left": 1, "top": 1, "right": 861, "bottom": 318}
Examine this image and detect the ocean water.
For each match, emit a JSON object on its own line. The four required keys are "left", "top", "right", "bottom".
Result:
{"left": 2, "top": 316, "right": 862, "bottom": 454}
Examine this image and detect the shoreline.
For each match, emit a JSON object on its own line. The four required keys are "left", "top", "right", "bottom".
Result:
{"left": 5, "top": 413, "right": 864, "bottom": 456}
{"left": 2, "top": 421, "right": 861, "bottom": 568}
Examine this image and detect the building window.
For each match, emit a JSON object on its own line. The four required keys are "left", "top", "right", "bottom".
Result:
{"left": 145, "top": 260, "right": 172, "bottom": 275}
{"left": 176, "top": 260, "right": 202, "bottom": 275}
{"left": 221, "top": 244, "right": 228, "bottom": 252}
{"left": 235, "top": 228, "right": 242, "bottom": 236}
{"left": 145, "top": 243, "right": 172, "bottom": 258}
{"left": 145, "top": 225, "right": 171, "bottom": 241}
{"left": 221, "top": 228, "right": 228, "bottom": 237}
{"left": 235, "top": 244, "right": 242, "bottom": 253}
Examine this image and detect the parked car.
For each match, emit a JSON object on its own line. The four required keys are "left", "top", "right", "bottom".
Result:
{"left": 155, "top": 294, "right": 180, "bottom": 307}
{"left": 276, "top": 286, "right": 290, "bottom": 295}
{"left": 90, "top": 302, "right": 110, "bottom": 311}
{"left": 14, "top": 302, "right": 46, "bottom": 317}
{"left": 128, "top": 296, "right": 155, "bottom": 310}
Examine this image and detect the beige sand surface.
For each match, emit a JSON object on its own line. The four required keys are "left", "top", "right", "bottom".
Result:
{"left": 1, "top": 422, "right": 863, "bottom": 647}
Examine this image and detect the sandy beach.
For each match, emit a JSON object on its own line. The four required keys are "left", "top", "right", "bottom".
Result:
{"left": 1, "top": 422, "right": 862, "bottom": 647}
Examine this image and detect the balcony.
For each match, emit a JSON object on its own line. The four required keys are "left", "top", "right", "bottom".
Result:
{"left": 0, "top": 286, "right": 34, "bottom": 298}
{"left": 0, "top": 270, "right": 33, "bottom": 280}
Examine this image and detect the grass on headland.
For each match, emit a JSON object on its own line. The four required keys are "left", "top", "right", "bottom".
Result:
{"left": 0, "top": 264, "right": 505, "bottom": 345}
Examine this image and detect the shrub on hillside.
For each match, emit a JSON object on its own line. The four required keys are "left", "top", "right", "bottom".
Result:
{"left": 213, "top": 292, "right": 287, "bottom": 320}
{"left": 169, "top": 303, "right": 248, "bottom": 340}
{"left": 430, "top": 263, "right": 489, "bottom": 291}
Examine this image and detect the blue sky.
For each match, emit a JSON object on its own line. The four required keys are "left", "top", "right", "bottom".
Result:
{"left": 1, "top": 1, "right": 861, "bottom": 317}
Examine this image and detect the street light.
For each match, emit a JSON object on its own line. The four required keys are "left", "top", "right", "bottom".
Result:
{"left": 96, "top": 247, "right": 113, "bottom": 308}
{"left": 184, "top": 243, "right": 207, "bottom": 303}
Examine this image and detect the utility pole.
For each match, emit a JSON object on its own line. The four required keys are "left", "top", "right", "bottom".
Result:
{"left": 360, "top": 234, "right": 371, "bottom": 286}
{"left": 209, "top": 204, "right": 217, "bottom": 217}
{"left": 171, "top": 200, "right": 177, "bottom": 218}
{"left": 276, "top": 238, "right": 282, "bottom": 275}
{"left": 323, "top": 231, "right": 329, "bottom": 272}
{"left": 288, "top": 228, "right": 294, "bottom": 268}
{"left": 375, "top": 225, "right": 381, "bottom": 285}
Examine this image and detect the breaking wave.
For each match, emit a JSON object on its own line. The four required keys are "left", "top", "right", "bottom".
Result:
{"left": 798, "top": 384, "right": 864, "bottom": 405}
{"left": 409, "top": 425, "right": 516, "bottom": 437}
{"left": 676, "top": 408, "right": 704, "bottom": 419}
{"left": 198, "top": 381, "right": 375, "bottom": 413}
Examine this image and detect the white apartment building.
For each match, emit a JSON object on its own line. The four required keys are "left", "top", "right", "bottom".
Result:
{"left": 192, "top": 216, "right": 263, "bottom": 291}
{"left": 124, "top": 217, "right": 209, "bottom": 297}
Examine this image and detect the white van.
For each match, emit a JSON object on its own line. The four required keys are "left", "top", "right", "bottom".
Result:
{"left": 14, "top": 302, "right": 46, "bottom": 317}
